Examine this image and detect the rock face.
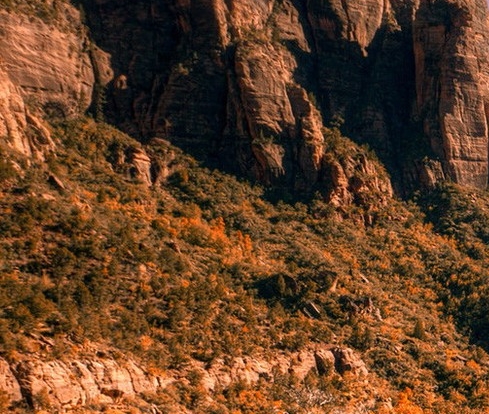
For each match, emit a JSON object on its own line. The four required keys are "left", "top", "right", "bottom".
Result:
{"left": 78, "top": 0, "right": 489, "bottom": 193}
{"left": 0, "top": 4, "right": 111, "bottom": 158}
{"left": 10, "top": 355, "right": 163, "bottom": 410}
{"left": 331, "top": 347, "right": 369, "bottom": 377}
{"left": 0, "top": 344, "right": 366, "bottom": 410}
{"left": 0, "top": 67, "right": 54, "bottom": 158}
{"left": 1, "top": 0, "right": 489, "bottom": 192}
{"left": 413, "top": 0, "right": 489, "bottom": 188}
{"left": 0, "top": 68, "right": 33, "bottom": 156}
{"left": 196, "top": 345, "right": 367, "bottom": 392}
{"left": 0, "top": 358, "right": 22, "bottom": 403}
{"left": 0, "top": 9, "right": 95, "bottom": 118}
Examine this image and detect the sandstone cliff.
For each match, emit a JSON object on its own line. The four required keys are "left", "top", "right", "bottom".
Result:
{"left": 414, "top": 0, "right": 489, "bottom": 188}
{"left": 1, "top": 0, "right": 488, "bottom": 192}
{"left": 0, "top": 3, "right": 111, "bottom": 158}
{"left": 77, "top": 0, "right": 489, "bottom": 193}
{"left": 0, "top": 338, "right": 367, "bottom": 412}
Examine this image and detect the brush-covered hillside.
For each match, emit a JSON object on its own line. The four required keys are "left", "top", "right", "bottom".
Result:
{"left": 2, "top": 0, "right": 489, "bottom": 413}
{"left": 1, "top": 117, "right": 489, "bottom": 413}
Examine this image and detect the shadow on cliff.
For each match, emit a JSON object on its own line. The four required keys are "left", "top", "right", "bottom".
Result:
{"left": 73, "top": 0, "right": 433, "bottom": 202}
{"left": 284, "top": 0, "right": 432, "bottom": 197}
{"left": 75, "top": 0, "right": 232, "bottom": 167}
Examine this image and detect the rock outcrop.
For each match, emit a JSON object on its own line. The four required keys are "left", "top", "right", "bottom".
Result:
{"left": 331, "top": 347, "right": 369, "bottom": 377}
{"left": 0, "top": 67, "right": 54, "bottom": 158}
{"left": 0, "top": 4, "right": 113, "bottom": 159}
{"left": 1, "top": 0, "right": 489, "bottom": 191}
{"left": 126, "top": 147, "right": 153, "bottom": 185}
{"left": 321, "top": 135, "right": 394, "bottom": 215}
{"left": 197, "top": 346, "right": 367, "bottom": 392}
{"left": 0, "top": 9, "right": 95, "bottom": 118}
{"left": 0, "top": 343, "right": 367, "bottom": 410}
{"left": 8, "top": 355, "right": 165, "bottom": 410}
{"left": 0, "top": 68, "right": 33, "bottom": 156}
{"left": 0, "top": 358, "right": 22, "bottom": 403}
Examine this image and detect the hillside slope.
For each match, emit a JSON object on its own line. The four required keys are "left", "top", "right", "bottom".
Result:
{"left": 1, "top": 0, "right": 489, "bottom": 413}
{"left": 0, "top": 118, "right": 488, "bottom": 413}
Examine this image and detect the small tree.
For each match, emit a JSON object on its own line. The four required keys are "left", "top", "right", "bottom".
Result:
{"left": 413, "top": 318, "right": 426, "bottom": 340}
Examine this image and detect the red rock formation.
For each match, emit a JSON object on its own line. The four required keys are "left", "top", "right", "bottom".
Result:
{"left": 0, "top": 9, "right": 95, "bottom": 118}
{"left": 413, "top": 0, "right": 489, "bottom": 188}
{"left": 74, "top": 0, "right": 396, "bottom": 196}
{"left": 2, "top": 0, "right": 489, "bottom": 194}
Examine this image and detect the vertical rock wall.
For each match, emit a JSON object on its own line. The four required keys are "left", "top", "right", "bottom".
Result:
{"left": 414, "top": 0, "right": 489, "bottom": 188}
{"left": 1, "top": 0, "right": 488, "bottom": 191}
{"left": 80, "top": 0, "right": 489, "bottom": 192}
{"left": 0, "top": 4, "right": 108, "bottom": 158}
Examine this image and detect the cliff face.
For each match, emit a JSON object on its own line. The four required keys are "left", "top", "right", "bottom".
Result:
{"left": 414, "top": 0, "right": 489, "bottom": 188}
{"left": 0, "top": 4, "right": 111, "bottom": 158}
{"left": 75, "top": 0, "right": 489, "bottom": 193}
{"left": 0, "top": 0, "right": 488, "bottom": 192}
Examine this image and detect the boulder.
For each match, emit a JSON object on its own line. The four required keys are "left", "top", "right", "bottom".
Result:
{"left": 314, "top": 349, "right": 335, "bottom": 376}
{"left": 126, "top": 147, "right": 153, "bottom": 186}
{"left": 331, "top": 347, "right": 368, "bottom": 377}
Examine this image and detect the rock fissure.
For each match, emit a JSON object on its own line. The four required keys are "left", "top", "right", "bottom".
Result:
{"left": 339, "top": 0, "right": 353, "bottom": 41}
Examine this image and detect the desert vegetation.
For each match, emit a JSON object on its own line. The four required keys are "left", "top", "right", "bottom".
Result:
{"left": 0, "top": 117, "right": 489, "bottom": 412}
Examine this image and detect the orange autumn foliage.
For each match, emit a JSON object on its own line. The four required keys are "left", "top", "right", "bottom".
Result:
{"left": 394, "top": 388, "right": 424, "bottom": 414}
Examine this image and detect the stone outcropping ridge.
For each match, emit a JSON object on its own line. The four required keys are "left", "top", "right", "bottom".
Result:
{"left": 0, "top": 342, "right": 365, "bottom": 411}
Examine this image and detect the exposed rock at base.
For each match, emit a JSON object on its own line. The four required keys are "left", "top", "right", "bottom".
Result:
{"left": 197, "top": 345, "right": 368, "bottom": 393}
{"left": 289, "top": 350, "right": 318, "bottom": 380}
{"left": 14, "top": 355, "right": 163, "bottom": 409}
{"left": 314, "top": 348, "right": 336, "bottom": 376}
{"left": 201, "top": 357, "right": 274, "bottom": 391}
{"left": 322, "top": 142, "right": 393, "bottom": 219}
{"left": 0, "top": 358, "right": 22, "bottom": 403}
{"left": 126, "top": 147, "right": 153, "bottom": 186}
{"left": 331, "top": 347, "right": 369, "bottom": 377}
{"left": 0, "top": 341, "right": 369, "bottom": 410}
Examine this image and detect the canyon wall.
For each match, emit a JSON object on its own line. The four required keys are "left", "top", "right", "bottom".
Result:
{"left": 79, "top": 0, "right": 489, "bottom": 192}
{"left": 0, "top": 0, "right": 488, "bottom": 194}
